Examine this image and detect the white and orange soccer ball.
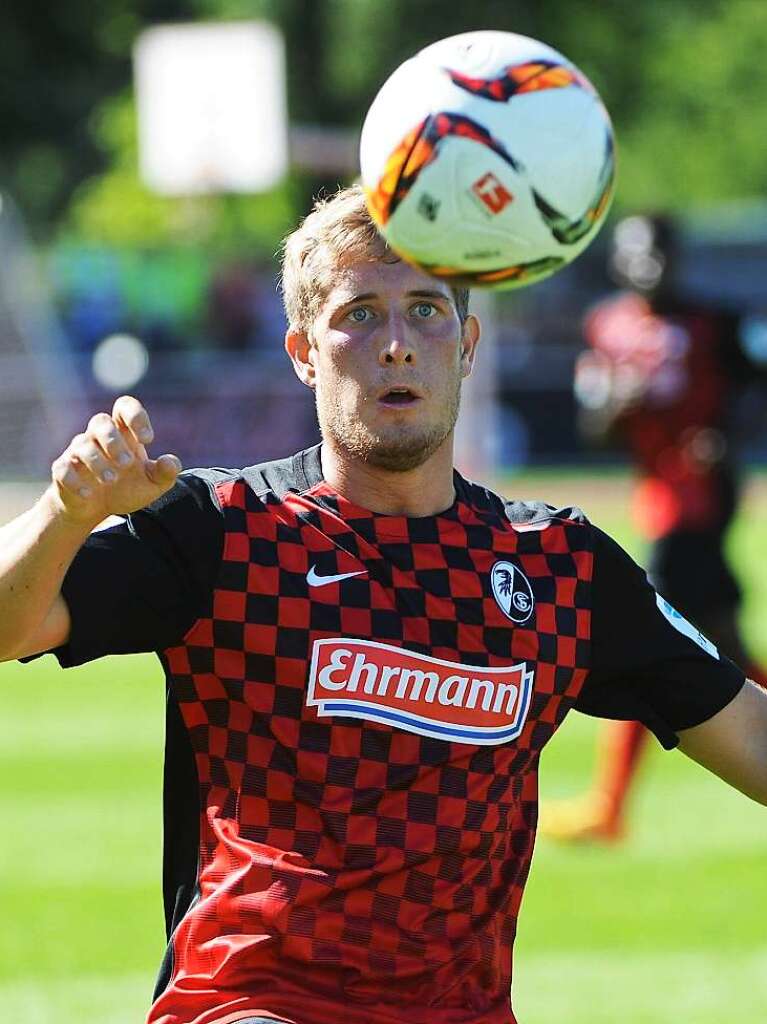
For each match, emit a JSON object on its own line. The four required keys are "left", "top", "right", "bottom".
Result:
{"left": 360, "top": 30, "right": 615, "bottom": 290}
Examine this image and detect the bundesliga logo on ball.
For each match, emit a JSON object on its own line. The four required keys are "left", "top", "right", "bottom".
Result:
{"left": 360, "top": 30, "right": 616, "bottom": 289}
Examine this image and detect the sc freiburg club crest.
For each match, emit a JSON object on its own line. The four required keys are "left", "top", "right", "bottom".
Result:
{"left": 491, "top": 560, "right": 535, "bottom": 624}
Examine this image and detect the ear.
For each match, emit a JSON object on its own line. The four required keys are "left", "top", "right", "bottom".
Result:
{"left": 459, "top": 314, "right": 481, "bottom": 378}
{"left": 284, "top": 328, "right": 316, "bottom": 389}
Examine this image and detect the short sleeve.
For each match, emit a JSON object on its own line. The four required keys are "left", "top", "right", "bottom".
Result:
{"left": 43, "top": 470, "right": 228, "bottom": 668}
{"left": 575, "top": 527, "right": 745, "bottom": 749}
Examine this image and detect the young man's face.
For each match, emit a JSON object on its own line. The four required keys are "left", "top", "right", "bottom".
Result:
{"left": 287, "top": 258, "right": 479, "bottom": 471}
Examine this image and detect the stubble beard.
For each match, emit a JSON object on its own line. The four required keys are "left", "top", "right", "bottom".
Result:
{"left": 317, "top": 381, "right": 462, "bottom": 472}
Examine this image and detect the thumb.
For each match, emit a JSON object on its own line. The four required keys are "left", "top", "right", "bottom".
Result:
{"left": 146, "top": 453, "right": 183, "bottom": 488}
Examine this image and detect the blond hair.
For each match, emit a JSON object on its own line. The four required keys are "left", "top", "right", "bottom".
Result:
{"left": 280, "top": 184, "right": 469, "bottom": 333}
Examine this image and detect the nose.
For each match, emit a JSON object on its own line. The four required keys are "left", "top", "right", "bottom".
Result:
{"left": 378, "top": 311, "right": 416, "bottom": 366}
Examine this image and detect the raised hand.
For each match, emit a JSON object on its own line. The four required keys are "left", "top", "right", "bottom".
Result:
{"left": 48, "top": 396, "right": 182, "bottom": 526}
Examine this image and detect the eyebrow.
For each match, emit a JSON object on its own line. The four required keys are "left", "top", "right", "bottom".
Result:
{"left": 407, "top": 289, "right": 452, "bottom": 301}
{"left": 337, "top": 289, "right": 451, "bottom": 307}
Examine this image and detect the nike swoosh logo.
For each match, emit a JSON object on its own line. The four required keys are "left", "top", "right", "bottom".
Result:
{"left": 306, "top": 566, "right": 368, "bottom": 587}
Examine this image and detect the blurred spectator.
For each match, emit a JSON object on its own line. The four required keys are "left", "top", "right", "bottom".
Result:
{"left": 53, "top": 246, "right": 125, "bottom": 352}
{"left": 208, "top": 260, "right": 267, "bottom": 350}
{"left": 541, "top": 212, "right": 767, "bottom": 842}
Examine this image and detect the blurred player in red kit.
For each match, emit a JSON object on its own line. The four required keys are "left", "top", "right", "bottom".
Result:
{"left": 541, "top": 213, "right": 767, "bottom": 842}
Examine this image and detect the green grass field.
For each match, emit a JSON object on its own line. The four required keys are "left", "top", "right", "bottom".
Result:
{"left": 1, "top": 471, "right": 765, "bottom": 1023}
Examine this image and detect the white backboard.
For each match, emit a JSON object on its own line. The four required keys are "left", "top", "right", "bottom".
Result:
{"left": 134, "top": 21, "right": 288, "bottom": 195}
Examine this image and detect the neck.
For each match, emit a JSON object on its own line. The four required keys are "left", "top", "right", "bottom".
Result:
{"left": 320, "top": 437, "right": 457, "bottom": 517}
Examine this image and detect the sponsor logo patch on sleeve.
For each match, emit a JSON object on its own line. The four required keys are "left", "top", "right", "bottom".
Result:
{"left": 655, "top": 593, "right": 719, "bottom": 660}
{"left": 307, "top": 638, "right": 534, "bottom": 746}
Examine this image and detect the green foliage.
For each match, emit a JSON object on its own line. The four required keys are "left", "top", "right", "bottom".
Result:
{"left": 0, "top": 1, "right": 197, "bottom": 228}
{"left": 616, "top": 1, "right": 767, "bottom": 208}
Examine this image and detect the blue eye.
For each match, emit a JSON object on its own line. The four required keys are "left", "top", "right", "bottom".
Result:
{"left": 414, "top": 302, "right": 436, "bottom": 318}
{"left": 348, "top": 307, "right": 372, "bottom": 323}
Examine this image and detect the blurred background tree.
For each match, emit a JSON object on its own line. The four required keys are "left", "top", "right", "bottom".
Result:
{"left": 0, "top": 1, "right": 192, "bottom": 231}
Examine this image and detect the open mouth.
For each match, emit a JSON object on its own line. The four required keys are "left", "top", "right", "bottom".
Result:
{"left": 379, "top": 387, "right": 421, "bottom": 406}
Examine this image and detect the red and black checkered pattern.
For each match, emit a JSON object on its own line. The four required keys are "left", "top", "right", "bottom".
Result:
{"left": 149, "top": 457, "right": 594, "bottom": 1024}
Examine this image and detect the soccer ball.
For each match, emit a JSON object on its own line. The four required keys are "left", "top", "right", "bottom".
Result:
{"left": 360, "top": 30, "right": 615, "bottom": 290}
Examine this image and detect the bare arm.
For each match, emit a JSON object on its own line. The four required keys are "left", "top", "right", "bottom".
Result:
{"left": 0, "top": 396, "right": 181, "bottom": 663}
{"left": 677, "top": 679, "right": 767, "bottom": 806}
{"left": 0, "top": 498, "right": 84, "bottom": 660}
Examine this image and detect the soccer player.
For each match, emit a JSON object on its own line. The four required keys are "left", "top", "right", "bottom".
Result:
{"left": 1, "top": 187, "right": 765, "bottom": 1024}
{"left": 541, "top": 213, "right": 767, "bottom": 842}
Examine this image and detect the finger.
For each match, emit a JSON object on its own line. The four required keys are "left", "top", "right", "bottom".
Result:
{"left": 52, "top": 449, "right": 97, "bottom": 499}
{"left": 112, "top": 395, "right": 154, "bottom": 448}
{"left": 145, "top": 453, "right": 182, "bottom": 488}
{"left": 87, "top": 412, "right": 134, "bottom": 468}
{"left": 71, "top": 436, "right": 117, "bottom": 485}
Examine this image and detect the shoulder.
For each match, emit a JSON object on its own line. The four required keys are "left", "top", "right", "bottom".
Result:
{"left": 458, "top": 474, "right": 589, "bottom": 526}
{"left": 208, "top": 445, "right": 323, "bottom": 508}
{"left": 125, "top": 468, "right": 241, "bottom": 571}
{"left": 457, "top": 474, "right": 591, "bottom": 534}
{"left": 173, "top": 467, "right": 241, "bottom": 509}
{"left": 133, "top": 467, "right": 241, "bottom": 531}
{"left": 503, "top": 498, "right": 590, "bottom": 531}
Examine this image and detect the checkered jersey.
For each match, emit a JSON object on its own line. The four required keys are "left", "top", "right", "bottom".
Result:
{"left": 149, "top": 457, "right": 594, "bottom": 1024}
